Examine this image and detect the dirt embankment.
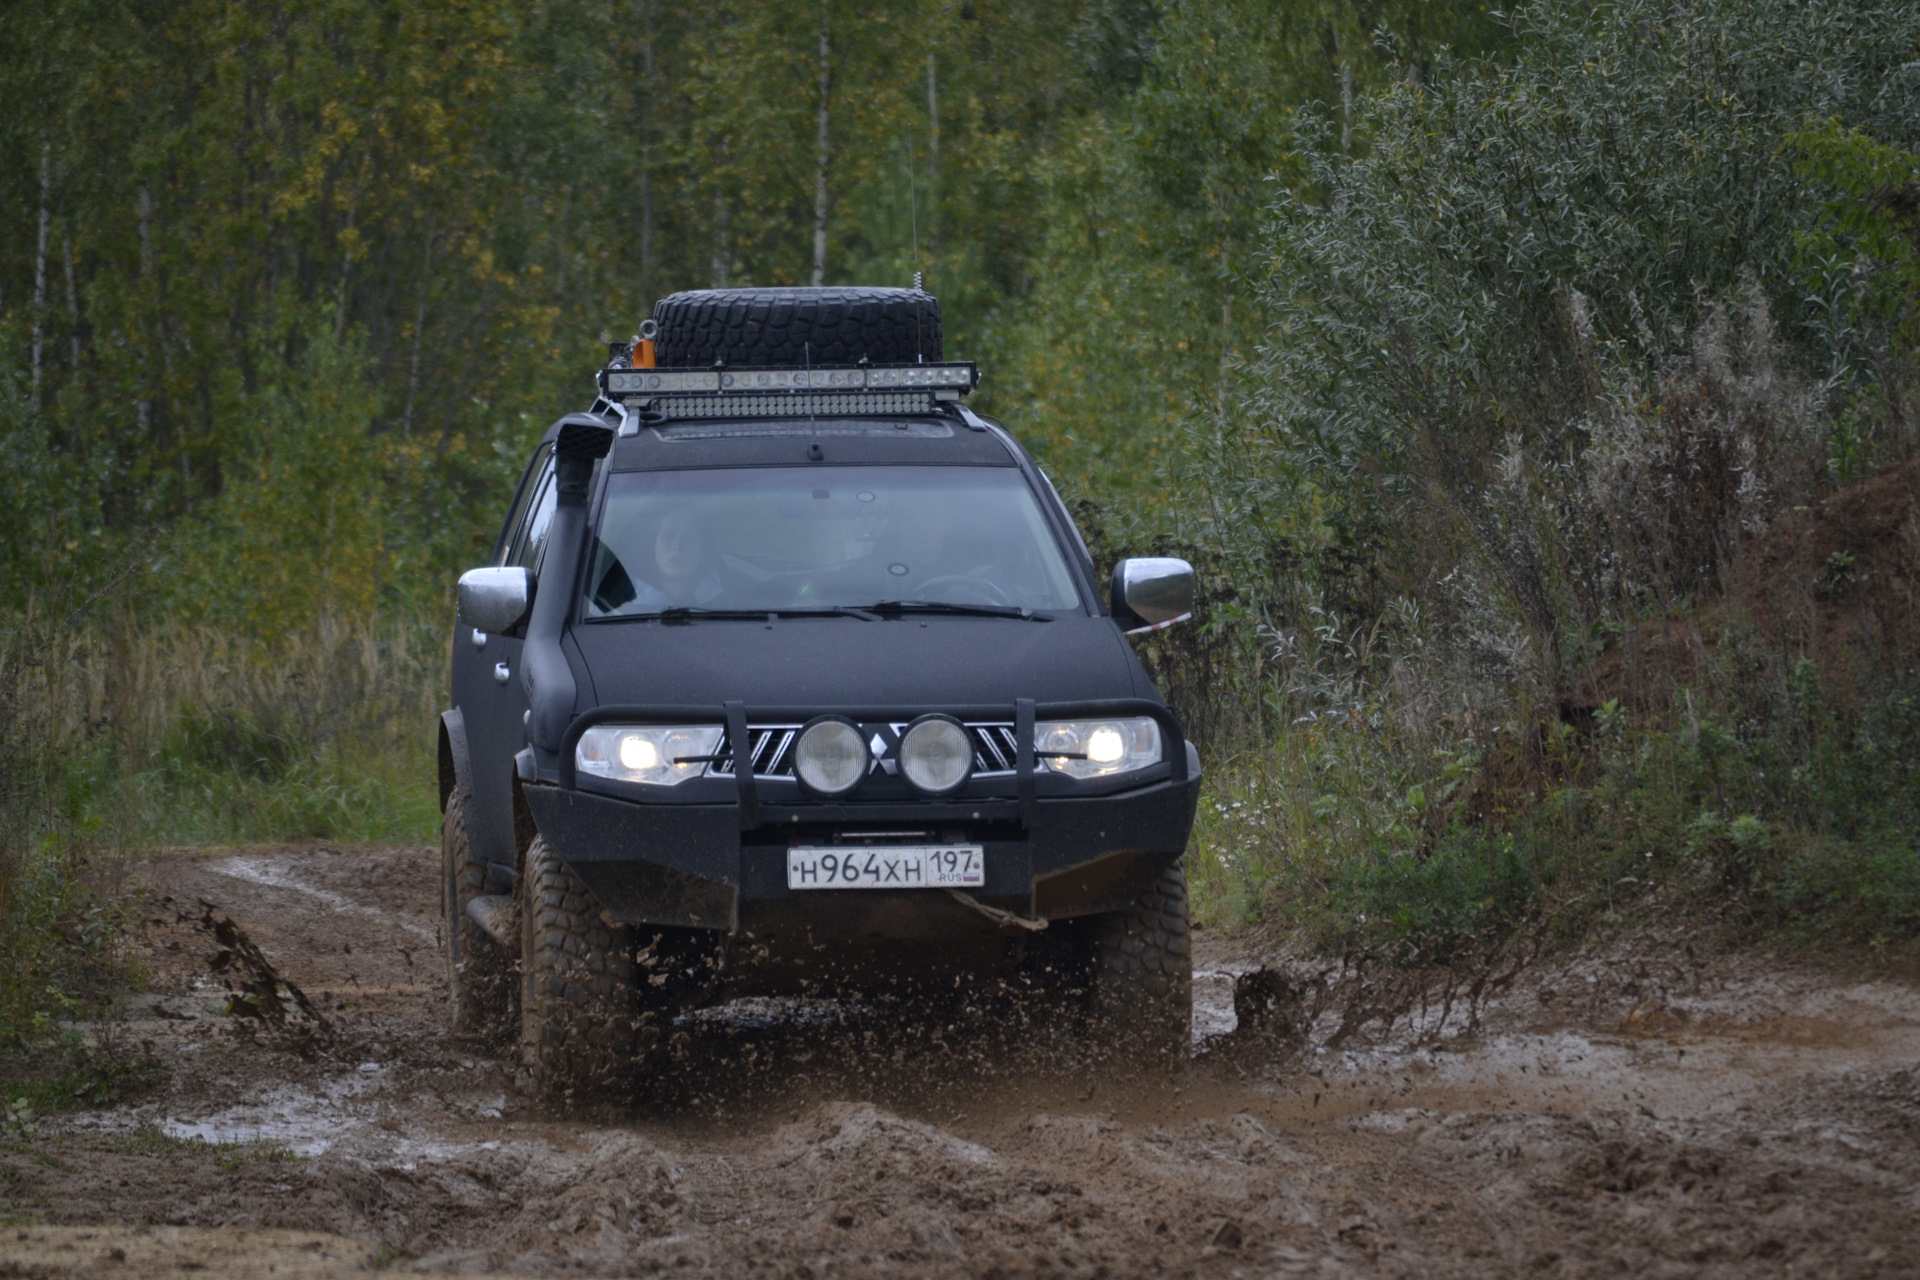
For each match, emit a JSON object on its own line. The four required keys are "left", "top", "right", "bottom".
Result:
{"left": 1567, "top": 457, "right": 1920, "bottom": 717}
{"left": 1735, "top": 457, "right": 1920, "bottom": 678}
{"left": 2, "top": 844, "right": 1917, "bottom": 1278}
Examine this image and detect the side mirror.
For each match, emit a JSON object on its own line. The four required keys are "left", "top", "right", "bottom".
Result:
{"left": 1110, "top": 557, "right": 1195, "bottom": 634}
{"left": 458, "top": 566, "right": 532, "bottom": 634}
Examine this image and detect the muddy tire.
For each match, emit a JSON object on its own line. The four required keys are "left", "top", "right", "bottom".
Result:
{"left": 651, "top": 286, "right": 942, "bottom": 368}
{"left": 443, "top": 785, "right": 513, "bottom": 1041}
{"left": 518, "top": 836, "right": 638, "bottom": 1105}
{"left": 1086, "top": 860, "right": 1192, "bottom": 1069}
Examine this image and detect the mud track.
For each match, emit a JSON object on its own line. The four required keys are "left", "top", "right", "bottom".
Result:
{"left": 4, "top": 844, "right": 1917, "bottom": 1277}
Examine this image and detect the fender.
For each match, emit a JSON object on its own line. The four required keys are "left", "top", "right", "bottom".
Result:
{"left": 438, "top": 708, "right": 471, "bottom": 813}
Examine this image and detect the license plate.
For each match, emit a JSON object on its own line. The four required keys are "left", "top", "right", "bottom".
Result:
{"left": 786, "top": 845, "right": 984, "bottom": 890}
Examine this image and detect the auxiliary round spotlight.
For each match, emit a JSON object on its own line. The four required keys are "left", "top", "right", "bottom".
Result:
{"left": 899, "top": 715, "right": 973, "bottom": 796}
{"left": 793, "top": 717, "right": 869, "bottom": 796}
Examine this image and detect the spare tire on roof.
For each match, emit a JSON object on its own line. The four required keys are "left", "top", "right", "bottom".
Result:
{"left": 650, "top": 286, "right": 943, "bottom": 368}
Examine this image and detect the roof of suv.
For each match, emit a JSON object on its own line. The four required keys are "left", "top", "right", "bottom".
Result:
{"left": 606, "top": 413, "right": 1019, "bottom": 471}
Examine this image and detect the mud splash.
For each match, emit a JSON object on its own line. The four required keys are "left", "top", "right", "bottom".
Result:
{"left": 3, "top": 843, "right": 1916, "bottom": 1278}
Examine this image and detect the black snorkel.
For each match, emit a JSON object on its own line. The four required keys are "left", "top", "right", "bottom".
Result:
{"left": 524, "top": 413, "right": 616, "bottom": 759}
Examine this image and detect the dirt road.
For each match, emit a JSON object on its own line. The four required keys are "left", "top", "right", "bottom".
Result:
{"left": 3, "top": 844, "right": 1916, "bottom": 1278}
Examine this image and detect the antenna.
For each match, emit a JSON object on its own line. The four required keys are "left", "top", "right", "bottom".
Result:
{"left": 907, "top": 123, "right": 921, "bottom": 286}
{"left": 907, "top": 125, "right": 925, "bottom": 359}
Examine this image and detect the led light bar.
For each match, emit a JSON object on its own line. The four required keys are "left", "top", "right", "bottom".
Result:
{"left": 647, "top": 390, "right": 941, "bottom": 419}
{"left": 864, "top": 364, "right": 975, "bottom": 389}
{"left": 600, "top": 362, "right": 976, "bottom": 400}
{"left": 604, "top": 369, "right": 722, "bottom": 395}
{"left": 721, "top": 368, "right": 869, "bottom": 390}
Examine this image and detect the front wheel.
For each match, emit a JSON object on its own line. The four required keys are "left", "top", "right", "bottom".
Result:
{"left": 518, "top": 836, "right": 639, "bottom": 1105}
{"left": 1086, "top": 860, "right": 1192, "bottom": 1070}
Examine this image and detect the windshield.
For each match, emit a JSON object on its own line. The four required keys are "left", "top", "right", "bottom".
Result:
{"left": 586, "top": 466, "right": 1083, "bottom": 617}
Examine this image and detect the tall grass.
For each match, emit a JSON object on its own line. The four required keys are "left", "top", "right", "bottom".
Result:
{"left": 100, "top": 616, "right": 446, "bottom": 844}
{"left": 0, "top": 605, "right": 444, "bottom": 1044}
{"left": 0, "top": 604, "right": 134, "bottom": 1045}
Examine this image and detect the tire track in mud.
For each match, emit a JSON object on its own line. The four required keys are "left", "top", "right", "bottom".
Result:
{"left": 5, "top": 844, "right": 1919, "bottom": 1278}
{"left": 208, "top": 854, "right": 439, "bottom": 945}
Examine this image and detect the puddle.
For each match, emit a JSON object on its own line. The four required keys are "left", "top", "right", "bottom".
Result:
{"left": 1192, "top": 967, "right": 1240, "bottom": 1043}
{"left": 144, "top": 1076, "right": 383, "bottom": 1157}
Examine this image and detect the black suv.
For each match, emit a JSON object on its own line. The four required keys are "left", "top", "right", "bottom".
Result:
{"left": 438, "top": 287, "right": 1201, "bottom": 1102}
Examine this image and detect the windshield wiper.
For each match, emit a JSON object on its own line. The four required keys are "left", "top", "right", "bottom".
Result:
{"left": 645, "top": 603, "right": 1043, "bottom": 623}
{"left": 866, "top": 600, "right": 1051, "bottom": 621}
{"left": 651, "top": 606, "right": 882, "bottom": 623}
{"left": 769, "top": 606, "right": 885, "bottom": 621}
{"left": 654, "top": 607, "right": 772, "bottom": 623}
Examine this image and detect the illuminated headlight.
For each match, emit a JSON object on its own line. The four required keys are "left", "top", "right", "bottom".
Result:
{"left": 794, "top": 718, "right": 869, "bottom": 795}
{"left": 576, "top": 725, "right": 722, "bottom": 785}
{"left": 899, "top": 716, "right": 973, "bottom": 795}
{"left": 1035, "top": 718, "right": 1162, "bottom": 779}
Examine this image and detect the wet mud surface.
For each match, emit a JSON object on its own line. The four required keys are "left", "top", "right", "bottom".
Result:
{"left": 4, "top": 844, "right": 1918, "bottom": 1277}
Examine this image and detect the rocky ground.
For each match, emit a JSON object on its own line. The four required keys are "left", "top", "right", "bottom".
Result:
{"left": 1, "top": 843, "right": 1916, "bottom": 1278}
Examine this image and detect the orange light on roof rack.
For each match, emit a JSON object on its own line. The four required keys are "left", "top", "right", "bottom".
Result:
{"left": 636, "top": 338, "right": 656, "bottom": 368}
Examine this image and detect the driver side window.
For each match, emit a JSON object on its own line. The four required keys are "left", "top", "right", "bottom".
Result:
{"left": 513, "top": 476, "right": 559, "bottom": 572}
{"left": 499, "top": 445, "right": 557, "bottom": 570}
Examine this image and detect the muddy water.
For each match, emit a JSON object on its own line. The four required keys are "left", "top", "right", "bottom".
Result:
{"left": 6, "top": 844, "right": 1918, "bottom": 1278}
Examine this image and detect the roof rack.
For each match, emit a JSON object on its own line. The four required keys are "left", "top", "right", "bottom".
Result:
{"left": 598, "top": 361, "right": 978, "bottom": 421}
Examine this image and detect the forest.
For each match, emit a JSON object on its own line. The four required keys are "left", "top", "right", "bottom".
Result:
{"left": 2, "top": 0, "right": 1917, "bottom": 1041}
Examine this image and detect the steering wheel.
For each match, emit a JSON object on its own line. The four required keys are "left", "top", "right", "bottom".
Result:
{"left": 909, "top": 574, "right": 1013, "bottom": 607}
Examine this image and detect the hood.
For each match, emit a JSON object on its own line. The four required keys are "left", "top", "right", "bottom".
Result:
{"left": 569, "top": 613, "right": 1145, "bottom": 712}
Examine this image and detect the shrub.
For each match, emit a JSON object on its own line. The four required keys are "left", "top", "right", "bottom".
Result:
{"left": 1241, "top": 0, "right": 1920, "bottom": 685}
{"left": 1180, "top": 0, "right": 1920, "bottom": 954}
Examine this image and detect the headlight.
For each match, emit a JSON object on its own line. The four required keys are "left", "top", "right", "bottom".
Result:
{"left": 899, "top": 715, "right": 972, "bottom": 795}
{"left": 1035, "top": 717, "right": 1162, "bottom": 779}
{"left": 794, "top": 718, "right": 869, "bottom": 795}
{"left": 576, "top": 725, "right": 723, "bottom": 785}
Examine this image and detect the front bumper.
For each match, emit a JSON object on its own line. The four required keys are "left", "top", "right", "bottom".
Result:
{"left": 520, "top": 743, "right": 1202, "bottom": 933}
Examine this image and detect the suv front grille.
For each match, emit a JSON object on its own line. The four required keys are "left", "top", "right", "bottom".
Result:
{"left": 710, "top": 722, "right": 1020, "bottom": 780}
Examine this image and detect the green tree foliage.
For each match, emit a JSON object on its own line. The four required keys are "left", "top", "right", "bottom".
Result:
{"left": 1235, "top": 0, "right": 1920, "bottom": 682}
{"left": 0, "top": 0, "right": 1107, "bottom": 626}
{"left": 1788, "top": 119, "right": 1920, "bottom": 360}
{"left": 0, "top": 0, "right": 578, "bottom": 609}
{"left": 0, "top": 0, "right": 1516, "bottom": 615}
{"left": 981, "top": 0, "right": 1510, "bottom": 516}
